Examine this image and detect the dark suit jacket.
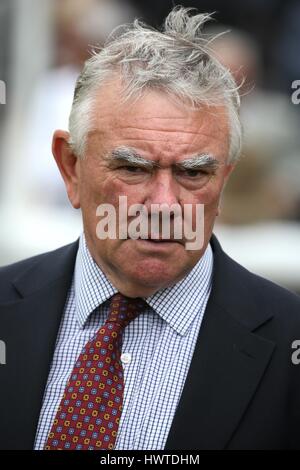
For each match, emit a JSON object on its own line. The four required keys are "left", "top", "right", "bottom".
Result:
{"left": 0, "top": 235, "right": 300, "bottom": 450}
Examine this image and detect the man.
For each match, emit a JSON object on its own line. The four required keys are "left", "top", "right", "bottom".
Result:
{"left": 0, "top": 7, "right": 300, "bottom": 450}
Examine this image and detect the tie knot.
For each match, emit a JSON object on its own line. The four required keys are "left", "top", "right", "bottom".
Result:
{"left": 106, "top": 293, "right": 146, "bottom": 329}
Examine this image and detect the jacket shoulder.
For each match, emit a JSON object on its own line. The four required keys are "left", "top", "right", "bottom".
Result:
{"left": 223, "top": 249, "right": 300, "bottom": 325}
{"left": 237, "top": 257, "right": 299, "bottom": 306}
{"left": 0, "top": 242, "right": 78, "bottom": 302}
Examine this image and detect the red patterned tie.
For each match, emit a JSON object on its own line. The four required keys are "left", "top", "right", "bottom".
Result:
{"left": 45, "top": 293, "right": 146, "bottom": 450}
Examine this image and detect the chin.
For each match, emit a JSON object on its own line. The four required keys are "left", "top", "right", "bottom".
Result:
{"left": 126, "top": 258, "right": 186, "bottom": 290}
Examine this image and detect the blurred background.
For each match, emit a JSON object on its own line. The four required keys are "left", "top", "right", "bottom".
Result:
{"left": 0, "top": 0, "right": 300, "bottom": 293}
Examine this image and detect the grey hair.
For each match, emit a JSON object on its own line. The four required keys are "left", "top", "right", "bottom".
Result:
{"left": 68, "top": 6, "right": 242, "bottom": 163}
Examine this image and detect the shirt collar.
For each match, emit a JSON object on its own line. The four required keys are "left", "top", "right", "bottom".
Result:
{"left": 75, "top": 233, "right": 213, "bottom": 334}
{"left": 74, "top": 234, "right": 118, "bottom": 327}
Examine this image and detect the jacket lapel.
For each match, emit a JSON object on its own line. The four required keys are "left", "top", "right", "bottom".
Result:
{"left": 0, "top": 241, "right": 78, "bottom": 450}
{"left": 165, "top": 235, "right": 275, "bottom": 450}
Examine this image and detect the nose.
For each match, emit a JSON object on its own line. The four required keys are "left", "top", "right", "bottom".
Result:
{"left": 144, "top": 169, "right": 179, "bottom": 209}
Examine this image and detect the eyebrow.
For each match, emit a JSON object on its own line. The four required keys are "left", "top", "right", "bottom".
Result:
{"left": 105, "top": 147, "right": 159, "bottom": 169}
{"left": 105, "top": 146, "right": 221, "bottom": 171}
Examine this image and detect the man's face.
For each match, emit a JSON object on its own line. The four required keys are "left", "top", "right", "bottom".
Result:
{"left": 55, "top": 81, "right": 234, "bottom": 297}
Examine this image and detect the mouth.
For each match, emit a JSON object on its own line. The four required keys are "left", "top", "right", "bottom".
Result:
{"left": 130, "top": 237, "right": 183, "bottom": 243}
{"left": 127, "top": 238, "right": 184, "bottom": 251}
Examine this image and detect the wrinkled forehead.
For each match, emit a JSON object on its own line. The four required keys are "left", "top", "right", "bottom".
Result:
{"left": 90, "top": 79, "right": 229, "bottom": 124}
{"left": 87, "top": 81, "right": 230, "bottom": 160}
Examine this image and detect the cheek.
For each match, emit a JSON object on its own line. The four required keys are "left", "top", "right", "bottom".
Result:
{"left": 81, "top": 176, "right": 145, "bottom": 234}
{"left": 190, "top": 179, "right": 223, "bottom": 207}
{"left": 102, "top": 179, "right": 144, "bottom": 208}
{"left": 79, "top": 170, "right": 118, "bottom": 207}
{"left": 189, "top": 179, "right": 224, "bottom": 229}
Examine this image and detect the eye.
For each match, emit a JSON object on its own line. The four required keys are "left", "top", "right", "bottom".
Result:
{"left": 183, "top": 169, "right": 206, "bottom": 177}
{"left": 175, "top": 167, "right": 214, "bottom": 189}
{"left": 119, "top": 166, "right": 145, "bottom": 173}
{"left": 179, "top": 168, "right": 209, "bottom": 178}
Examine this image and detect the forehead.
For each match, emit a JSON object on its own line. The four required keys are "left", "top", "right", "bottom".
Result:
{"left": 88, "top": 81, "right": 230, "bottom": 162}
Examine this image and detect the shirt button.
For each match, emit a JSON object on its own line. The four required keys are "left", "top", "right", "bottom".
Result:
{"left": 121, "top": 353, "right": 132, "bottom": 364}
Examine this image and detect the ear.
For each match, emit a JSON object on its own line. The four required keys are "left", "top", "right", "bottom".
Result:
{"left": 52, "top": 130, "right": 81, "bottom": 209}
